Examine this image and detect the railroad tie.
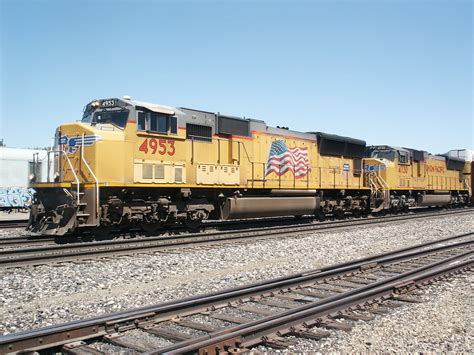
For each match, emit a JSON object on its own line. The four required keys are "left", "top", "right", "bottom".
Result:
{"left": 258, "top": 298, "right": 297, "bottom": 309}
{"left": 376, "top": 266, "right": 412, "bottom": 274}
{"left": 291, "top": 288, "right": 328, "bottom": 298}
{"left": 263, "top": 337, "right": 297, "bottom": 349}
{"left": 381, "top": 300, "right": 404, "bottom": 308}
{"left": 391, "top": 294, "right": 425, "bottom": 303}
{"left": 320, "top": 319, "right": 353, "bottom": 332}
{"left": 312, "top": 283, "right": 348, "bottom": 293}
{"left": 366, "top": 306, "right": 392, "bottom": 314}
{"left": 357, "top": 274, "right": 380, "bottom": 281}
{"left": 343, "top": 276, "right": 373, "bottom": 285}
{"left": 290, "top": 328, "right": 330, "bottom": 340}
{"left": 103, "top": 333, "right": 151, "bottom": 352}
{"left": 331, "top": 312, "right": 374, "bottom": 322}
{"left": 62, "top": 341, "right": 105, "bottom": 355}
{"left": 209, "top": 313, "right": 253, "bottom": 324}
{"left": 273, "top": 293, "right": 314, "bottom": 302}
{"left": 325, "top": 280, "right": 362, "bottom": 288}
{"left": 140, "top": 326, "right": 194, "bottom": 342}
{"left": 237, "top": 304, "right": 278, "bottom": 316}
{"left": 174, "top": 319, "right": 220, "bottom": 333}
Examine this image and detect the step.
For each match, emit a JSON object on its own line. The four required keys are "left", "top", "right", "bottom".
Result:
{"left": 77, "top": 223, "right": 100, "bottom": 228}
{"left": 76, "top": 213, "right": 90, "bottom": 218}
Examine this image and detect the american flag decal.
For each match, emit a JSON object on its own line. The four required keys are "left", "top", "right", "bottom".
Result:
{"left": 266, "top": 140, "right": 311, "bottom": 178}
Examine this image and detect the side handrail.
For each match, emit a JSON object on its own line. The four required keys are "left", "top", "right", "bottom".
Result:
{"left": 54, "top": 150, "right": 81, "bottom": 205}
{"left": 81, "top": 134, "right": 100, "bottom": 222}
{"left": 464, "top": 177, "right": 471, "bottom": 194}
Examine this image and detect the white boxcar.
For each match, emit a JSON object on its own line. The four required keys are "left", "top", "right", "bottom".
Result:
{"left": 0, "top": 147, "right": 50, "bottom": 210}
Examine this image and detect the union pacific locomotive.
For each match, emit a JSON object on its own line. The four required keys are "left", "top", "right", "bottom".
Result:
{"left": 28, "top": 97, "right": 472, "bottom": 236}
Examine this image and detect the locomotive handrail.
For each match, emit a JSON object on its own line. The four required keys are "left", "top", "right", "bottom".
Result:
{"left": 238, "top": 140, "right": 253, "bottom": 163}
{"left": 81, "top": 134, "right": 100, "bottom": 222}
{"left": 50, "top": 149, "right": 81, "bottom": 205}
{"left": 248, "top": 163, "right": 363, "bottom": 190}
{"left": 465, "top": 177, "right": 471, "bottom": 195}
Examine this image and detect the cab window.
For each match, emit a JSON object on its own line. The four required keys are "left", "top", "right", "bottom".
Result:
{"left": 93, "top": 109, "right": 129, "bottom": 128}
{"left": 150, "top": 114, "right": 167, "bottom": 133}
{"left": 138, "top": 112, "right": 146, "bottom": 130}
{"left": 398, "top": 151, "right": 409, "bottom": 164}
{"left": 371, "top": 150, "right": 395, "bottom": 161}
{"left": 137, "top": 111, "right": 178, "bottom": 134}
{"left": 170, "top": 116, "right": 178, "bottom": 134}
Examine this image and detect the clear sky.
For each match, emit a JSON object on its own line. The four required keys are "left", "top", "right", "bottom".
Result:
{"left": 1, "top": 0, "right": 472, "bottom": 154}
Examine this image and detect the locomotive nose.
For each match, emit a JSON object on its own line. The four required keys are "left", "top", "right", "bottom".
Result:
{"left": 56, "top": 123, "right": 102, "bottom": 155}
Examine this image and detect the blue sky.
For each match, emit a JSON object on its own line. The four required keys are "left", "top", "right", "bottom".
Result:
{"left": 1, "top": 0, "right": 472, "bottom": 154}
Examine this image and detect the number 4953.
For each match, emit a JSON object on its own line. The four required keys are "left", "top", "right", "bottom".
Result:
{"left": 139, "top": 138, "right": 175, "bottom": 156}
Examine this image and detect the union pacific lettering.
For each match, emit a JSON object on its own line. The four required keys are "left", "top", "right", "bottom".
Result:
{"left": 398, "top": 165, "right": 409, "bottom": 174}
{"left": 426, "top": 165, "right": 445, "bottom": 173}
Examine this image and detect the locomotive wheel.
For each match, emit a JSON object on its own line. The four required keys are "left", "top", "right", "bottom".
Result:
{"left": 184, "top": 213, "right": 203, "bottom": 231}
{"left": 334, "top": 209, "right": 345, "bottom": 220}
{"left": 93, "top": 226, "right": 114, "bottom": 240}
{"left": 352, "top": 209, "right": 362, "bottom": 218}
{"left": 315, "top": 209, "right": 326, "bottom": 222}
{"left": 140, "top": 222, "right": 162, "bottom": 234}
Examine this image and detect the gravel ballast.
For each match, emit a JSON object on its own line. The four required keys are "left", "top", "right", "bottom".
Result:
{"left": 0, "top": 213, "right": 473, "bottom": 352}
{"left": 262, "top": 272, "right": 473, "bottom": 353}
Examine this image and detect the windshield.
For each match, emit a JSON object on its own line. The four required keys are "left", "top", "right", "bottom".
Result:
{"left": 82, "top": 109, "right": 129, "bottom": 128}
{"left": 371, "top": 150, "right": 395, "bottom": 161}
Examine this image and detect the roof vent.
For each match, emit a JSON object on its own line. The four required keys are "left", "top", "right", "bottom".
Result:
{"left": 123, "top": 95, "right": 131, "bottom": 100}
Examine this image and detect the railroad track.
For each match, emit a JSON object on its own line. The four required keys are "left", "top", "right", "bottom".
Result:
{"left": 1, "top": 233, "right": 471, "bottom": 354}
{"left": 0, "top": 208, "right": 472, "bottom": 268}
{"left": 0, "top": 207, "right": 471, "bottom": 249}
{"left": 0, "top": 219, "right": 28, "bottom": 229}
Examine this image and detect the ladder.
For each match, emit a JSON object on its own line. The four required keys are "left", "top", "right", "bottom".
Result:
{"left": 367, "top": 171, "right": 390, "bottom": 212}
{"left": 55, "top": 134, "right": 100, "bottom": 227}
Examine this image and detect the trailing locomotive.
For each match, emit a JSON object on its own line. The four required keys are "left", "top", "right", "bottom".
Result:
{"left": 364, "top": 146, "right": 470, "bottom": 212}
{"left": 28, "top": 97, "right": 472, "bottom": 236}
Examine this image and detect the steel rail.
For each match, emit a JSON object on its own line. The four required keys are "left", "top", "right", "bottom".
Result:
{"left": 0, "top": 234, "right": 472, "bottom": 353}
{"left": 157, "top": 251, "right": 472, "bottom": 354}
{"left": 0, "top": 220, "right": 28, "bottom": 229}
{"left": 0, "top": 207, "right": 471, "bottom": 247}
{"left": 1, "top": 210, "right": 472, "bottom": 268}
{"left": 0, "top": 236, "right": 55, "bottom": 247}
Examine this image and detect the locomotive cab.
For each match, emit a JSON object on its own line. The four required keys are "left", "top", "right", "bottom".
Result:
{"left": 28, "top": 97, "right": 202, "bottom": 236}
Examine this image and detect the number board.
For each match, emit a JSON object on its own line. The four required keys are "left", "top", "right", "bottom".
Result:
{"left": 139, "top": 138, "right": 176, "bottom": 156}
{"left": 101, "top": 99, "right": 116, "bottom": 107}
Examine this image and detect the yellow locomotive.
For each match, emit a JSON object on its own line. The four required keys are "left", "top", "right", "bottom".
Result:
{"left": 364, "top": 146, "right": 470, "bottom": 212}
{"left": 28, "top": 97, "right": 471, "bottom": 236}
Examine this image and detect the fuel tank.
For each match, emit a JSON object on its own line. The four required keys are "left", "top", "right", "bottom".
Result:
{"left": 222, "top": 196, "right": 320, "bottom": 220}
{"left": 416, "top": 194, "right": 451, "bottom": 206}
